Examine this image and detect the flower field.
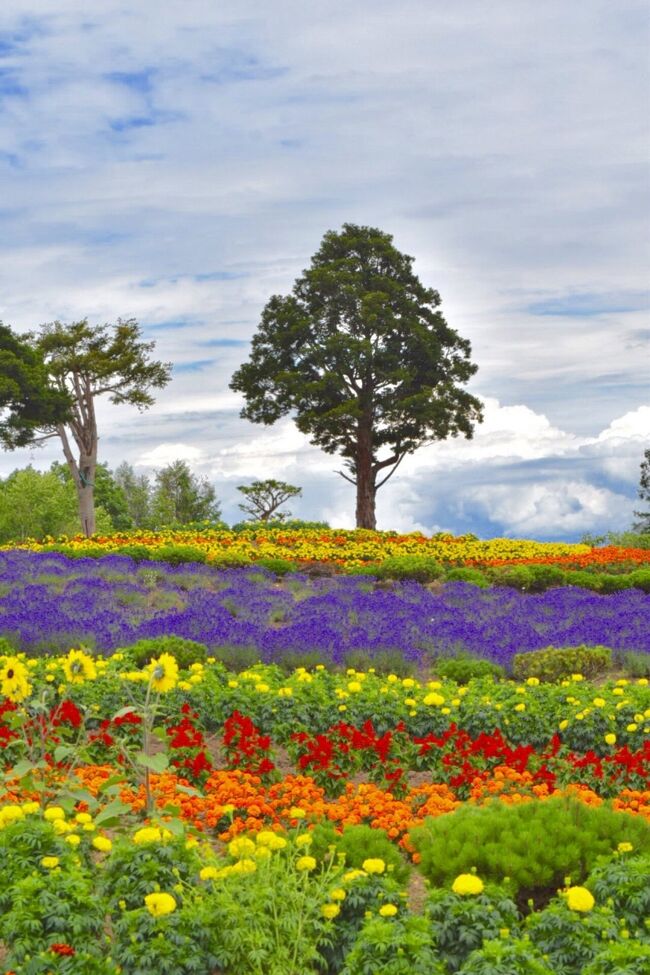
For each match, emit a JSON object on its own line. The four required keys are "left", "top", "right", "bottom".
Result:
{"left": 0, "top": 533, "right": 649, "bottom": 974}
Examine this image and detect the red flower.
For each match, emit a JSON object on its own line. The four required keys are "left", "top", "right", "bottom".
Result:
{"left": 50, "top": 943, "right": 75, "bottom": 956}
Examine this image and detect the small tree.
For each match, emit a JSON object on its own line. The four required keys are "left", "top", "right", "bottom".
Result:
{"left": 151, "top": 460, "right": 221, "bottom": 526}
{"left": 30, "top": 318, "right": 171, "bottom": 536}
{"left": 633, "top": 448, "right": 650, "bottom": 533}
{"left": 230, "top": 224, "right": 483, "bottom": 529}
{"left": 237, "top": 479, "right": 302, "bottom": 522}
{"left": 114, "top": 461, "right": 153, "bottom": 529}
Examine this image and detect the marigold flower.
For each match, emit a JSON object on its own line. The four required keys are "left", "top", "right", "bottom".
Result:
{"left": 604, "top": 733, "right": 617, "bottom": 746}
{"left": 41, "top": 856, "right": 60, "bottom": 869}
{"left": 93, "top": 836, "right": 112, "bottom": 853}
{"left": 144, "top": 892, "right": 177, "bottom": 917}
{"left": 296, "top": 855, "right": 316, "bottom": 872}
{"left": 362, "top": 858, "right": 385, "bottom": 874}
{"left": 200, "top": 866, "right": 219, "bottom": 880}
{"left": 330, "top": 888, "right": 346, "bottom": 901}
{"left": 321, "top": 903, "right": 340, "bottom": 919}
{"left": 379, "top": 903, "right": 398, "bottom": 917}
{"left": 617, "top": 842, "right": 633, "bottom": 853}
{"left": 133, "top": 826, "right": 163, "bottom": 845}
{"left": 44, "top": 807, "right": 66, "bottom": 822}
{"left": 565, "top": 886, "right": 595, "bottom": 912}
{"left": 452, "top": 873, "right": 484, "bottom": 895}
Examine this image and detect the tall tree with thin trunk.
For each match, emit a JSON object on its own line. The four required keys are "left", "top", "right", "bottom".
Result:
{"left": 26, "top": 319, "right": 170, "bottom": 536}
{"left": 230, "top": 224, "right": 483, "bottom": 528}
{"left": 237, "top": 479, "right": 302, "bottom": 522}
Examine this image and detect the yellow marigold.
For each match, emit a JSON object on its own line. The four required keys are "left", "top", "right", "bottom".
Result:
{"left": 65, "top": 834, "right": 81, "bottom": 847}
{"left": 379, "top": 904, "right": 398, "bottom": 917}
{"left": 41, "top": 856, "right": 60, "bottom": 869}
{"left": 604, "top": 733, "right": 617, "bottom": 746}
{"left": 617, "top": 842, "right": 633, "bottom": 853}
{"left": 0, "top": 805, "right": 24, "bottom": 825}
{"left": 0, "top": 656, "right": 31, "bottom": 702}
{"left": 148, "top": 652, "right": 178, "bottom": 693}
{"left": 452, "top": 874, "right": 484, "bottom": 896}
{"left": 565, "top": 886, "right": 595, "bottom": 912}
{"left": 424, "top": 692, "right": 445, "bottom": 707}
{"left": 43, "top": 806, "right": 66, "bottom": 822}
{"left": 289, "top": 807, "right": 306, "bottom": 820}
{"left": 231, "top": 857, "right": 257, "bottom": 875}
{"left": 92, "top": 836, "right": 112, "bottom": 853}
{"left": 144, "top": 892, "right": 177, "bottom": 917}
{"left": 321, "top": 903, "right": 340, "bottom": 919}
{"left": 63, "top": 648, "right": 97, "bottom": 685}
{"left": 75, "top": 812, "right": 92, "bottom": 824}
{"left": 296, "top": 855, "right": 316, "bottom": 872}
{"left": 228, "top": 836, "right": 256, "bottom": 859}
{"left": 200, "top": 866, "right": 219, "bottom": 880}
{"left": 133, "top": 826, "right": 163, "bottom": 845}
{"left": 330, "top": 888, "right": 346, "bottom": 901}
{"left": 295, "top": 833, "right": 312, "bottom": 848}
{"left": 362, "top": 858, "right": 385, "bottom": 875}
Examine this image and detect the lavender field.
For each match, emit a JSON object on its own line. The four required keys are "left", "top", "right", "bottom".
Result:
{"left": 1, "top": 550, "right": 648, "bottom": 668}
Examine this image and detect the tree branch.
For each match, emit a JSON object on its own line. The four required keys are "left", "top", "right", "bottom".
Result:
{"left": 336, "top": 468, "right": 357, "bottom": 485}
{"left": 375, "top": 452, "right": 406, "bottom": 489}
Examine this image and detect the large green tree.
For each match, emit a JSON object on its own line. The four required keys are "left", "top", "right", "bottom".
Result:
{"left": 151, "top": 460, "right": 221, "bottom": 526}
{"left": 633, "top": 448, "right": 650, "bottom": 533}
{"left": 0, "top": 324, "right": 71, "bottom": 447}
{"left": 230, "top": 224, "right": 483, "bottom": 528}
{"left": 17, "top": 319, "right": 171, "bottom": 536}
{"left": 0, "top": 467, "right": 112, "bottom": 543}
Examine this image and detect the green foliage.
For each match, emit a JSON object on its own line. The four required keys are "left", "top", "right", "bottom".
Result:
{"left": 620, "top": 650, "right": 650, "bottom": 678}
{"left": 122, "top": 635, "right": 208, "bottom": 670}
{"left": 459, "top": 936, "right": 554, "bottom": 974}
{"left": 114, "top": 461, "right": 154, "bottom": 528}
{"left": 0, "top": 322, "right": 71, "bottom": 448}
{"left": 582, "top": 940, "right": 650, "bottom": 975}
{"left": 586, "top": 851, "right": 650, "bottom": 937}
{"left": 0, "top": 816, "right": 72, "bottom": 914}
{"left": 231, "top": 519, "right": 330, "bottom": 531}
{"left": 255, "top": 557, "right": 299, "bottom": 575}
{"left": 492, "top": 564, "right": 567, "bottom": 592}
{"left": 409, "top": 797, "right": 650, "bottom": 900}
{"left": 444, "top": 567, "right": 489, "bottom": 586}
{"left": 151, "top": 460, "right": 221, "bottom": 527}
{"left": 98, "top": 833, "right": 201, "bottom": 913}
{"left": 341, "top": 913, "right": 444, "bottom": 975}
{"left": 512, "top": 645, "right": 612, "bottom": 682}
{"left": 433, "top": 655, "right": 504, "bottom": 684}
{"left": 628, "top": 568, "right": 650, "bottom": 592}
{"left": 154, "top": 543, "right": 209, "bottom": 565}
{"left": 373, "top": 555, "right": 445, "bottom": 582}
{"left": 111, "top": 897, "right": 218, "bottom": 975}
{"left": 14, "top": 948, "right": 121, "bottom": 974}
{"left": 202, "top": 844, "right": 341, "bottom": 975}
{"left": 632, "top": 448, "right": 650, "bottom": 533}
{"left": 229, "top": 223, "right": 483, "bottom": 528}
{"left": 1, "top": 866, "right": 106, "bottom": 967}
{"left": 525, "top": 897, "right": 621, "bottom": 975}
{"left": 425, "top": 884, "right": 520, "bottom": 972}
{"left": 0, "top": 467, "right": 80, "bottom": 542}
{"left": 308, "top": 822, "right": 410, "bottom": 884}
{"left": 51, "top": 461, "right": 133, "bottom": 530}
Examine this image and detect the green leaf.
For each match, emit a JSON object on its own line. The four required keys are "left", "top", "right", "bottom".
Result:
{"left": 94, "top": 798, "right": 132, "bottom": 827}
{"left": 135, "top": 750, "right": 169, "bottom": 773}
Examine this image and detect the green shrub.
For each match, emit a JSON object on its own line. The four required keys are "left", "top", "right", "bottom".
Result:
{"left": 599, "top": 573, "right": 632, "bottom": 593}
{"left": 122, "top": 635, "right": 208, "bottom": 670}
{"left": 586, "top": 851, "right": 650, "bottom": 936}
{"left": 492, "top": 566, "right": 535, "bottom": 590}
{"left": 341, "top": 914, "right": 444, "bottom": 975}
{"left": 111, "top": 897, "right": 218, "bottom": 975}
{"left": 154, "top": 544, "right": 208, "bottom": 565}
{"left": 0, "top": 816, "right": 72, "bottom": 914}
{"left": 629, "top": 568, "right": 650, "bottom": 592}
{"left": 620, "top": 651, "right": 650, "bottom": 679}
{"left": 511, "top": 644, "right": 612, "bottom": 682}
{"left": 526, "top": 565, "right": 567, "bottom": 591}
{"left": 254, "top": 557, "right": 298, "bottom": 575}
{"left": 525, "top": 897, "right": 621, "bottom": 975}
{"left": 409, "top": 797, "right": 650, "bottom": 903}
{"left": 374, "top": 556, "right": 445, "bottom": 583}
{"left": 444, "top": 568, "right": 489, "bottom": 587}
{"left": 459, "top": 937, "right": 554, "bottom": 974}
{"left": 308, "top": 823, "right": 410, "bottom": 885}
{"left": 342, "top": 648, "right": 417, "bottom": 678}
{"left": 108, "top": 544, "right": 153, "bottom": 562}
{"left": 433, "top": 655, "right": 504, "bottom": 684}
{"left": 564, "top": 571, "right": 603, "bottom": 591}
{"left": 211, "top": 644, "right": 262, "bottom": 672}
{"left": 98, "top": 832, "right": 201, "bottom": 913}
{"left": 582, "top": 941, "right": 650, "bottom": 975}
{"left": 425, "top": 884, "right": 520, "bottom": 972}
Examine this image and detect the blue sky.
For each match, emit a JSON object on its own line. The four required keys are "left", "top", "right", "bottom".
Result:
{"left": 0, "top": 0, "right": 648, "bottom": 538}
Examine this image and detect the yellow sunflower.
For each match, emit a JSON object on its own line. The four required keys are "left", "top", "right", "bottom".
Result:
{"left": 0, "top": 656, "right": 32, "bottom": 703}
{"left": 147, "top": 653, "right": 179, "bottom": 693}
{"left": 62, "top": 648, "right": 97, "bottom": 685}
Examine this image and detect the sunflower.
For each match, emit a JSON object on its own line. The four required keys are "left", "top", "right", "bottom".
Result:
{"left": 62, "top": 648, "right": 97, "bottom": 685}
{"left": 0, "top": 656, "right": 32, "bottom": 703}
{"left": 147, "top": 653, "right": 179, "bottom": 694}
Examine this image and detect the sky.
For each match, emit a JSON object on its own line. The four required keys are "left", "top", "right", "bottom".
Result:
{"left": 0, "top": 0, "right": 648, "bottom": 539}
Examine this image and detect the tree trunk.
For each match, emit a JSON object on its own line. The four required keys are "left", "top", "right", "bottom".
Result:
{"left": 355, "top": 423, "right": 377, "bottom": 529}
{"left": 77, "top": 479, "right": 96, "bottom": 536}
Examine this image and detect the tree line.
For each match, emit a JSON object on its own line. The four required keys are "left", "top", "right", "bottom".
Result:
{"left": 0, "top": 223, "right": 648, "bottom": 538}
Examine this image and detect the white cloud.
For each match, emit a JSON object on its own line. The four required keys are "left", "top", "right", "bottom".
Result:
{"left": 137, "top": 443, "right": 205, "bottom": 466}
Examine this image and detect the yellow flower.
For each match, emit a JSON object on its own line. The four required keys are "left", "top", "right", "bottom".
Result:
{"left": 295, "top": 833, "right": 312, "bottom": 848}
{"left": 565, "top": 886, "right": 595, "bottom": 912}
{"left": 75, "top": 812, "right": 92, "bottom": 824}
{"left": 424, "top": 692, "right": 444, "bottom": 707}
{"left": 526, "top": 677, "right": 540, "bottom": 686}
{"left": 93, "top": 836, "right": 112, "bottom": 853}
{"left": 44, "top": 806, "right": 66, "bottom": 822}
{"left": 289, "top": 807, "right": 306, "bottom": 820}
{"left": 604, "top": 733, "right": 617, "bottom": 746}
{"left": 559, "top": 720, "right": 569, "bottom": 731}
{"left": 627, "top": 724, "right": 638, "bottom": 732}
{"left": 0, "top": 656, "right": 31, "bottom": 702}
{"left": 593, "top": 698, "right": 605, "bottom": 708}
{"left": 144, "top": 892, "right": 177, "bottom": 917}
{"left": 296, "top": 855, "right": 316, "bottom": 872}
{"left": 200, "top": 866, "right": 219, "bottom": 880}
{"left": 452, "top": 874, "right": 484, "bottom": 896}
{"left": 330, "top": 888, "right": 346, "bottom": 901}
{"left": 41, "top": 856, "right": 60, "bottom": 869}
{"left": 617, "top": 842, "right": 633, "bottom": 853}
{"left": 228, "top": 836, "right": 256, "bottom": 859}
{"left": 343, "top": 868, "right": 366, "bottom": 882}
{"left": 362, "top": 858, "right": 385, "bottom": 875}
{"left": 133, "top": 826, "right": 163, "bottom": 845}
{"left": 379, "top": 903, "right": 398, "bottom": 917}
{"left": 321, "top": 903, "right": 340, "bottom": 919}
{"left": 514, "top": 703, "right": 526, "bottom": 712}
{"left": 63, "top": 648, "right": 97, "bottom": 684}
{"left": 231, "top": 857, "right": 256, "bottom": 875}
{"left": 65, "top": 834, "right": 81, "bottom": 847}
{"left": 148, "top": 653, "right": 178, "bottom": 693}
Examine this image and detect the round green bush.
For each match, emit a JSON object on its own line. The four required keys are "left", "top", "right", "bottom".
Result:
{"left": 122, "top": 635, "right": 208, "bottom": 670}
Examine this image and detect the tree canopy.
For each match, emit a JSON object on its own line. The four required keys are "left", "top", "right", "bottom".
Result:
{"left": 633, "top": 448, "right": 650, "bottom": 533}
{"left": 230, "top": 223, "right": 483, "bottom": 528}
{"left": 151, "top": 460, "right": 221, "bottom": 526}
{"left": 237, "top": 479, "right": 302, "bottom": 522}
